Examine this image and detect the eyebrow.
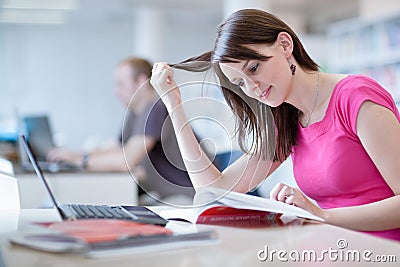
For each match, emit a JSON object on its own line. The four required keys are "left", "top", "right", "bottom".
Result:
{"left": 241, "top": 60, "right": 250, "bottom": 71}
{"left": 230, "top": 60, "right": 250, "bottom": 84}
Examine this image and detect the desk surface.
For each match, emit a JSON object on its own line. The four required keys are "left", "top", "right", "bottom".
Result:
{"left": 1, "top": 208, "right": 399, "bottom": 267}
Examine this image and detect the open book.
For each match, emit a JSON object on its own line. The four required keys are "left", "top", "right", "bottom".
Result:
{"left": 160, "top": 187, "right": 323, "bottom": 227}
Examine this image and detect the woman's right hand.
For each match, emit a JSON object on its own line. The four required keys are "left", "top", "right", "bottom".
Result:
{"left": 150, "top": 62, "right": 182, "bottom": 111}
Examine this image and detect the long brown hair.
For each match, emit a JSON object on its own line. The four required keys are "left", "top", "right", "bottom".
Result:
{"left": 172, "top": 9, "right": 319, "bottom": 162}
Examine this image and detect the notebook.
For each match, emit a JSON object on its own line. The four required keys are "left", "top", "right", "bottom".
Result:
{"left": 18, "top": 115, "right": 79, "bottom": 172}
{"left": 19, "top": 134, "right": 168, "bottom": 226}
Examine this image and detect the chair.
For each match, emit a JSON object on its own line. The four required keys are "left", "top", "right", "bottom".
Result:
{"left": 213, "top": 150, "right": 243, "bottom": 172}
{"left": 0, "top": 157, "right": 20, "bottom": 210}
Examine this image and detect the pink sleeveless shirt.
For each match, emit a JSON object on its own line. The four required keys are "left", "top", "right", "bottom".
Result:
{"left": 291, "top": 75, "right": 400, "bottom": 241}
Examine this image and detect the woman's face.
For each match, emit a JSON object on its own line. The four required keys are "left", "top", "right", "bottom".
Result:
{"left": 219, "top": 42, "right": 293, "bottom": 107}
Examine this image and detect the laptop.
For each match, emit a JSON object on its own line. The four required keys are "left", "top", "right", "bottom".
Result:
{"left": 18, "top": 115, "right": 79, "bottom": 172}
{"left": 19, "top": 134, "right": 168, "bottom": 226}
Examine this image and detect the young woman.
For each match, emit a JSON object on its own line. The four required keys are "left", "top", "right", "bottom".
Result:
{"left": 151, "top": 9, "right": 400, "bottom": 241}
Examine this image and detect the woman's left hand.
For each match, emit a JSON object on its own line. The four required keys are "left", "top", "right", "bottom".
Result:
{"left": 269, "top": 183, "right": 324, "bottom": 218}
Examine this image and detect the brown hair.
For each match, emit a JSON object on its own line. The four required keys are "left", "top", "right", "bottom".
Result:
{"left": 172, "top": 9, "right": 319, "bottom": 162}
{"left": 121, "top": 57, "right": 153, "bottom": 80}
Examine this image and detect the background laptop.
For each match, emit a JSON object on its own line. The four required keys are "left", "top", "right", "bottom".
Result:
{"left": 19, "top": 134, "right": 168, "bottom": 226}
{"left": 18, "top": 115, "right": 78, "bottom": 172}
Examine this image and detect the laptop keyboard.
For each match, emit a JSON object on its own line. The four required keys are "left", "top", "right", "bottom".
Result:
{"left": 67, "top": 204, "right": 137, "bottom": 220}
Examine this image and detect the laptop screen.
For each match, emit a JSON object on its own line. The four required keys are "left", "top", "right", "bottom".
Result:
{"left": 19, "top": 134, "right": 60, "bottom": 209}
{"left": 22, "top": 115, "right": 54, "bottom": 161}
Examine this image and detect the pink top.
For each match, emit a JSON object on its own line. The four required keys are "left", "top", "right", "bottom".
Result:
{"left": 291, "top": 75, "right": 400, "bottom": 241}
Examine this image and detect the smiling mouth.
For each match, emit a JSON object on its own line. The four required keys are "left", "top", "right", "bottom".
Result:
{"left": 259, "top": 86, "right": 272, "bottom": 99}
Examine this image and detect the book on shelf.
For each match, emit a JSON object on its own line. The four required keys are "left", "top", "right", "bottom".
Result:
{"left": 160, "top": 187, "right": 324, "bottom": 227}
{"left": 9, "top": 219, "right": 217, "bottom": 257}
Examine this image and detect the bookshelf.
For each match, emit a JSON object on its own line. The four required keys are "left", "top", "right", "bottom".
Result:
{"left": 328, "top": 13, "right": 400, "bottom": 103}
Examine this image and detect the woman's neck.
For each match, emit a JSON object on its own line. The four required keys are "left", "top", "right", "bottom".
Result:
{"left": 285, "top": 68, "right": 322, "bottom": 120}
{"left": 286, "top": 69, "right": 348, "bottom": 127}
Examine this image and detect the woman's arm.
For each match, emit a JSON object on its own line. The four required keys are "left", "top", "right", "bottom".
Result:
{"left": 272, "top": 101, "right": 400, "bottom": 231}
{"left": 320, "top": 195, "right": 400, "bottom": 231}
{"left": 151, "top": 63, "right": 276, "bottom": 192}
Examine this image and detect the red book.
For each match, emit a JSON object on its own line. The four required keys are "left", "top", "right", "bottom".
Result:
{"left": 196, "top": 206, "right": 283, "bottom": 228}
{"left": 38, "top": 219, "right": 172, "bottom": 244}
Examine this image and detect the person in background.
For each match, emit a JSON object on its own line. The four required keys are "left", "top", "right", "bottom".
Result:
{"left": 150, "top": 9, "right": 400, "bottom": 241}
{"left": 48, "top": 57, "right": 194, "bottom": 205}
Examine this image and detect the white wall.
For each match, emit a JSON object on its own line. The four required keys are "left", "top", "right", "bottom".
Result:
{"left": 0, "top": 22, "right": 133, "bottom": 149}
{"left": 0, "top": 10, "right": 220, "bottom": 150}
{"left": 163, "top": 14, "right": 218, "bottom": 63}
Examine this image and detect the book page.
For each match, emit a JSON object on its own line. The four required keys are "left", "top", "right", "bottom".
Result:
{"left": 195, "top": 187, "right": 324, "bottom": 221}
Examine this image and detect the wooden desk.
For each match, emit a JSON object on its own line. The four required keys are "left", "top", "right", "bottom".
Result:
{"left": 0, "top": 209, "right": 399, "bottom": 266}
{"left": 16, "top": 172, "right": 138, "bottom": 208}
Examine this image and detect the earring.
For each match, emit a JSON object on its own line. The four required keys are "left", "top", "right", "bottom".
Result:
{"left": 290, "top": 63, "right": 296, "bottom": 75}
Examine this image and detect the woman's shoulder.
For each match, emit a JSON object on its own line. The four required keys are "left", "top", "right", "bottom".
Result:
{"left": 333, "top": 74, "right": 393, "bottom": 106}
{"left": 331, "top": 74, "right": 397, "bottom": 134}
{"left": 336, "top": 74, "right": 388, "bottom": 93}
